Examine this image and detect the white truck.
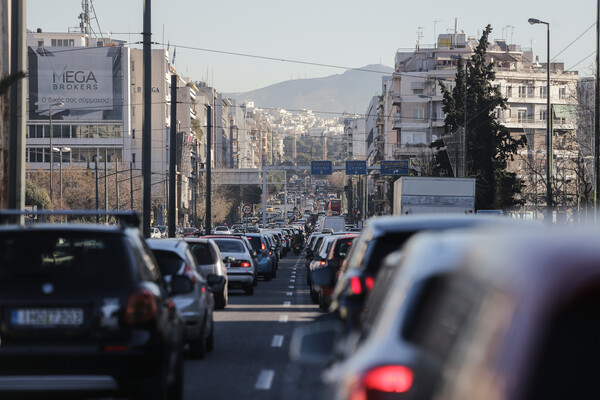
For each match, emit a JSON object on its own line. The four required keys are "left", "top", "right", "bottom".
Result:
{"left": 321, "top": 216, "right": 346, "bottom": 232}
{"left": 393, "top": 177, "right": 476, "bottom": 215}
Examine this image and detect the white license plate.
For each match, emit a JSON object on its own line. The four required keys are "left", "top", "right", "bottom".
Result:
{"left": 12, "top": 308, "right": 84, "bottom": 327}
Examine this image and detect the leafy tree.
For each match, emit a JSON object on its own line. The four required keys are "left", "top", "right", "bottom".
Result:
{"left": 436, "top": 24, "right": 527, "bottom": 210}
{"left": 25, "top": 180, "right": 51, "bottom": 210}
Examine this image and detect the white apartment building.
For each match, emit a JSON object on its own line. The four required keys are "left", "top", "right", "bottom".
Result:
{"left": 342, "top": 117, "right": 367, "bottom": 161}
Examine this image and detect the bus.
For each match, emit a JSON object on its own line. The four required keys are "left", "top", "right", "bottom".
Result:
{"left": 328, "top": 199, "right": 342, "bottom": 216}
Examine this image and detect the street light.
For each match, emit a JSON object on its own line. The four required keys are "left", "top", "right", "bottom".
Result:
{"left": 48, "top": 101, "right": 64, "bottom": 204}
{"left": 529, "top": 17, "right": 552, "bottom": 220}
{"left": 53, "top": 147, "right": 71, "bottom": 208}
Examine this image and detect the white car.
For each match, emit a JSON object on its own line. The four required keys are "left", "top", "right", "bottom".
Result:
{"left": 210, "top": 237, "right": 257, "bottom": 295}
{"left": 150, "top": 227, "right": 161, "bottom": 238}
{"left": 214, "top": 226, "right": 231, "bottom": 235}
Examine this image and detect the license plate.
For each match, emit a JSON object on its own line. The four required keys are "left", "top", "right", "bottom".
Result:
{"left": 12, "top": 308, "right": 84, "bottom": 327}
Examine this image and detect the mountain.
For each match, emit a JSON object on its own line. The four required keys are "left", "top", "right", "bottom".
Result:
{"left": 227, "top": 64, "right": 394, "bottom": 115}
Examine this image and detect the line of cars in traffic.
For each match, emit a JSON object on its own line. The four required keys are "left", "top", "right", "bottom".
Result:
{"left": 293, "top": 213, "right": 600, "bottom": 400}
{"left": 0, "top": 209, "right": 306, "bottom": 399}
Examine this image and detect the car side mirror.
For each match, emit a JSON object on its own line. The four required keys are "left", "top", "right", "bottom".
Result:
{"left": 207, "top": 274, "right": 225, "bottom": 287}
{"left": 169, "top": 275, "right": 194, "bottom": 295}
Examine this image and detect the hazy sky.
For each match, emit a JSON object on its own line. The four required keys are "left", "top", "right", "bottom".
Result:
{"left": 28, "top": 0, "right": 597, "bottom": 93}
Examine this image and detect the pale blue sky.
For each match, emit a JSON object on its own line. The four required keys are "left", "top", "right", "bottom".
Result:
{"left": 28, "top": 0, "right": 597, "bottom": 93}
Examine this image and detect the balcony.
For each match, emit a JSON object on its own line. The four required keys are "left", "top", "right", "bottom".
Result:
{"left": 392, "top": 95, "right": 402, "bottom": 105}
{"left": 393, "top": 143, "right": 431, "bottom": 156}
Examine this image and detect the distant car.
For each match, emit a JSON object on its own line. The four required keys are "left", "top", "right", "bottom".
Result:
{"left": 155, "top": 225, "right": 168, "bottom": 238}
{"left": 183, "top": 238, "right": 228, "bottom": 308}
{"left": 151, "top": 227, "right": 161, "bottom": 238}
{"left": 0, "top": 212, "right": 185, "bottom": 399}
{"left": 180, "top": 227, "right": 198, "bottom": 237}
{"left": 243, "top": 233, "right": 276, "bottom": 280}
{"left": 147, "top": 238, "right": 218, "bottom": 359}
{"left": 210, "top": 237, "right": 257, "bottom": 295}
{"left": 214, "top": 226, "right": 231, "bottom": 235}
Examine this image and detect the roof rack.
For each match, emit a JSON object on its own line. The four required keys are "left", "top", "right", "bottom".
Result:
{"left": 0, "top": 210, "right": 141, "bottom": 229}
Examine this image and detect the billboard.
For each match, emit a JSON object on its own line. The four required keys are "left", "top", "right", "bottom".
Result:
{"left": 28, "top": 46, "right": 123, "bottom": 121}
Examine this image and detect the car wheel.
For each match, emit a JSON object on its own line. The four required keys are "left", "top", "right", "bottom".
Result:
{"left": 264, "top": 273, "right": 272, "bottom": 282}
{"left": 245, "top": 284, "right": 254, "bottom": 296}
{"left": 206, "top": 318, "right": 214, "bottom": 352}
{"left": 272, "top": 267, "right": 277, "bottom": 279}
{"left": 189, "top": 327, "right": 207, "bottom": 360}
{"left": 129, "top": 366, "right": 168, "bottom": 400}
{"left": 253, "top": 275, "right": 258, "bottom": 287}
{"left": 310, "top": 286, "right": 319, "bottom": 304}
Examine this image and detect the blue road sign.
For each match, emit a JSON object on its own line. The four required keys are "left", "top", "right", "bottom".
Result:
{"left": 311, "top": 161, "right": 333, "bottom": 175}
{"left": 345, "top": 160, "right": 367, "bottom": 175}
{"left": 380, "top": 160, "right": 409, "bottom": 175}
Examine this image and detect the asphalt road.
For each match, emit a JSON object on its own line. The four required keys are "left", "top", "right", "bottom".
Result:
{"left": 182, "top": 250, "right": 327, "bottom": 400}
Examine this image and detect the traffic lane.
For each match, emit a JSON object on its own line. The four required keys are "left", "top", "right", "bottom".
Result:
{"left": 183, "top": 252, "right": 326, "bottom": 400}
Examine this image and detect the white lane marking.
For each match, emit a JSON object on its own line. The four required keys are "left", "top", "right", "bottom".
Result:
{"left": 290, "top": 279, "right": 296, "bottom": 282}
{"left": 286, "top": 292, "right": 293, "bottom": 296}
{"left": 271, "top": 335, "right": 284, "bottom": 347}
{"left": 255, "top": 370, "right": 275, "bottom": 390}
{"left": 288, "top": 285, "right": 295, "bottom": 289}
{"left": 279, "top": 315, "right": 289, "bottom": 323}
{"left": 283, "top": 301, "right": 291, "bottom": 306}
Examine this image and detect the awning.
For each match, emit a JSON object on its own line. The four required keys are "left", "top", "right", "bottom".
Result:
{"left": 553, "top": 104, "right": 577, "bottom": 119}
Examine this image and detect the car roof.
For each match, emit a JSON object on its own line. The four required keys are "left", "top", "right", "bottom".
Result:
{"left": 146, "top": 238, "right": 190, "bottom": 251}
{"left": 0, "top": 222, "right": 128, "bottom": 234}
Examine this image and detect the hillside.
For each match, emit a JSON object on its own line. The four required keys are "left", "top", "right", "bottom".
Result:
{"left": 227, "top": 64, "right": 393, "bottom": 115}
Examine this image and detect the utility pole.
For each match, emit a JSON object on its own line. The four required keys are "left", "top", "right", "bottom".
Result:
{"left": 104, "top": 149, "right": 108, "bottom": 221}
{"left": 95, "top": 157, "right": 99, "bottom": 222}
{"left": 142, "top": 0, "right": 152, "bottom": 237}
{"left": 115, "top": 160, "right": 119, "bottom": 210}
{"left": 205, "top": 105, "right": 212, "bottom": 235}
{"left": 168, "top": 74, "right": 177, "bottom": 238}
{"left": 129, "top": 162, "right": 134, "bottom": 210}
{"left": 595, "top": 0, "right": 600, "bottom": 221}
{"left": 6, "top": 0, "right": 26, "bottom": 216}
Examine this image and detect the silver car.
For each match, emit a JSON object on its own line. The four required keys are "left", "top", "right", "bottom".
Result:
{"left": 183, "top": 238, "right": 229, "bottom": 309}
{"left": 210, "top": 237, "right": 257, "bottom": 296}
{"left": 147, "top": 238, "right": 218, "bottom": 359}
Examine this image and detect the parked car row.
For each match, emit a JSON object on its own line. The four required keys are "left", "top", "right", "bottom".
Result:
{"left": 292, "top": 214, "right": 600, "bottom": 399}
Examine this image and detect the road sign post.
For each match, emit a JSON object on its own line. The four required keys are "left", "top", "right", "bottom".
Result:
{"left": 311, "top": 161, "right": 333, "bottom": 175}
{"left": 346, "top": 160, "right": 367, "bottom": 175}
{"left": 380, "top": 160, "right": 409, "bottom": 175}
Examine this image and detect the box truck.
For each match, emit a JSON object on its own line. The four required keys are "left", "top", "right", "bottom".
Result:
{"left": 393, "top": 177, "right": 476, "bottom": 215}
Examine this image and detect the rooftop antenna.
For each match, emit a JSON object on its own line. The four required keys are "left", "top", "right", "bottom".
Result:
{"left": 416, "top": 26, "right": 425, "bottom": 50}
{"left": 434, "top": 19, "right": 443, "bottom": 49}
{"left": 79, "top": 0, "right": 91, "bottom": 45}
{"left": 454, "top": 18, "right": 458, "bottom": 35}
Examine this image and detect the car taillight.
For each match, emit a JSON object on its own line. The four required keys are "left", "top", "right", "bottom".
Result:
{"left": 125, "top": 288, "right": 158, "bottom": 324}
{"left": 319, "top": 261, "right": 327, "bottom": 266}
{"left": 261, "top": 243, "right": 266, "bottom": 250}
{"left": 350, "top": 276, "right": 363, "bottom": 295}
{"left": 183, "top": 264, "right": 197, "bottom": 284}
{"left": 350, "top": 366, "right": 414, "bottom": 400}
{"left": 240, "top": 261, "right": 251, "bottom": 268}
{"left": 365, "top": 276, "right": 375, "bottom": 291}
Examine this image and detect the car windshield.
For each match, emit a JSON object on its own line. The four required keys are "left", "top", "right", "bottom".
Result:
{"left": 213, "top": 239, "right": 245, "bottom": 253}
{"left": 188, "top": 242, "right": 217, "bottom": 264}
{"left": 0, "top": 231, "right": 129, "bottom": 287}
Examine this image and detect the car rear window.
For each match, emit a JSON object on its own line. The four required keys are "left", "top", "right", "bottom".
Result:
{"left": 246, "top": 236, "right": 262, "bottom": 250}
{"left": 364, "top": 232, "right": 415, "bottom": 273}
{"left": 188, "top": 242, "right": 217, "bottom": 264}
{"left": 213, "top": 239, "right": 245, "bottom": 253}
{"left": 151, "top": 250, "right": 185, "bottom": 276}
{"left": 0, "top": 231, "right": 129, "bottom": 287}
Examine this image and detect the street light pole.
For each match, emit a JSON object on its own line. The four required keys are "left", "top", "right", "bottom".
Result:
{"left": 529, "top": 18, "right": 552, "bottom": 221}
{"left": 48, "top": 102, "right": 64, "bottom": 204}
{"left": 53, "top": 147, "right": 70, "bottom": 208}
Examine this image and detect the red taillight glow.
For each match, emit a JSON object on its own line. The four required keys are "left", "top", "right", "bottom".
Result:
{"left": 319, "top": 261, "right": 327, "bottom": 266}
{"left": 365, "top": 276, "right": 375, "bottom": 291}
{"left": 350, "top": 276, "right": 363, "bottom": 295}
{"left": 183, "top": 264, "right": 197, "bottom": 284}
{"left": 261, "top": 243, "right": 266, "bottom": 250}
{"left": 104, "top": 345, "right": 128, "bottom": 352}
{"left": 241, "top": 262, "right": 251, "bottom": 268}
{"left": 361, "top": 365, "right": 414, "bottom": 394}
{"left": 125, "top": 288, "right": 158, "bottom": 324}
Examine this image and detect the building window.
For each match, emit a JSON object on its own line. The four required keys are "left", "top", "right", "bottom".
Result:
{"left": 413, "top": 108, "right": 425, "bottom": 120}
{"left": 559, "top": 87, "right": 567, "bottom": 99}
{"left": 132, "top": 153, "right": 136, "bottom": 164}
{"left": 540, "top": 86, "right": 547, "bottom": 98}
{"left": 413, "top": 89, "right": 424, "bottom": 94}
{"left": 37, "top": 40, "right": 44, "bottom": 47}
{"left": 540, "top": 110, "right": 547, "bottom": 121}
{"left": 517, "top": 109, "right": 527, "bottom": 123}
{"left": 131, "top": 61, "right": 135, "bottom": 72}
{"left": 132, "top": 129, "right": 135, "bottom": 139}
{"left": 518, "top": 86, "right": 527, "bottom": 98}
{"left": 506, "top": 86, "right": 512, "bottom": 98}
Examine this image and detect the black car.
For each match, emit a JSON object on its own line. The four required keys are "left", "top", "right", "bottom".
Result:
{"left": 0, "top": 211, "right": 185, "bottom": 399}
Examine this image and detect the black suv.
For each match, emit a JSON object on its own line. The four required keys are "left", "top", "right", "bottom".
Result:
{"left": 0, "top": 211, "right": 185, "bottom": 399}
